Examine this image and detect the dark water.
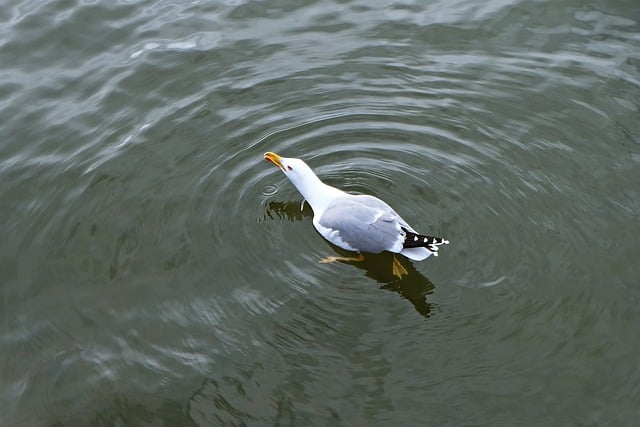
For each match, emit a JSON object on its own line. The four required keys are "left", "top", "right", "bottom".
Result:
{"left": 1, "top": 0, "right": 639, "bottom": 425}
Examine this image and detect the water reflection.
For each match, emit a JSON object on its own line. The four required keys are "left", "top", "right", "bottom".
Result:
{"left": 265, "top": 200, "right": 436, "bottom": 318}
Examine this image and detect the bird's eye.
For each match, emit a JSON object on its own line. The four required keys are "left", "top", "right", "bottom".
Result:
{"left": 287, "top": 166, "right": 293, "bottom": 171}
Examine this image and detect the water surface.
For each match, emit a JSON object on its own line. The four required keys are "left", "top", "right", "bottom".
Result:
{"left": 1, "top": 0, "right": 639, "bottom": 425}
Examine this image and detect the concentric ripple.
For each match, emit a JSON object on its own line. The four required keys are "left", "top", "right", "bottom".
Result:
{"left": 1, "top": 0, "right": 639, "bottom": 425}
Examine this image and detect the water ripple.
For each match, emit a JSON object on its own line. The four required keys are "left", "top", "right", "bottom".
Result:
{"left": 1, "top": 0, "right": 640, "bottom": 425}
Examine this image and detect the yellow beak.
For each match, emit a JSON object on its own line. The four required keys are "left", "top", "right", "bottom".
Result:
{"left": 264, "top": 152, "right": 285, "bottom": 172}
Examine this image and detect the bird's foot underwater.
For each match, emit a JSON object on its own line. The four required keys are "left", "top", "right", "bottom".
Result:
{"left": 392, "top": 255, "right": 408, "bottom": 279}
{"left": 319, "top": 253, "right": 365, "bottom": 264}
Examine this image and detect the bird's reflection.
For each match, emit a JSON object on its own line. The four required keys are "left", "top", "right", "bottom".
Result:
{"left": 265, "top": 200, "right": 437, "bottom": 318}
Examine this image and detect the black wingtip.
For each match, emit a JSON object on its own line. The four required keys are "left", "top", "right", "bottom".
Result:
{"left": 401, "top": 227, "right": 449, "bottom": 252}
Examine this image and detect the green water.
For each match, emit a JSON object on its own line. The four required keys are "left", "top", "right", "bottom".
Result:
{"left": 1, "top": 0, "right": 639, "bottom": 425}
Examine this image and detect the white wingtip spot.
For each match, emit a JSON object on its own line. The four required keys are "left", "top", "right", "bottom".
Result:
{"left": 444, "top": 240, "right": 450, "bottom": 244}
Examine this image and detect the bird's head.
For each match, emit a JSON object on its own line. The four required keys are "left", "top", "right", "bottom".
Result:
{"left": 263, "top": 151, "right": 346, "bottom": 214}
{"left": 264, "top": 152, "right": 316, "bottom": 185}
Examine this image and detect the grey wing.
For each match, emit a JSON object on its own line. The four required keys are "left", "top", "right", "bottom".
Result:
{"left": 349, "top": 194, "right": 416, "bottom": 232}
{"left": 316, "top": 197, "right": 405, "bottom": 253}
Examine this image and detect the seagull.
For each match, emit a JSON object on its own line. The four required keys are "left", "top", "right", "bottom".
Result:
{"left": 264, "top": 152, "right": 449, "bottom": 278}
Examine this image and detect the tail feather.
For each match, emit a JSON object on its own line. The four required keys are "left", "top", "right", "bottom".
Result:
{"left": 401, "top": 227, "right": 449, "bottom": 255}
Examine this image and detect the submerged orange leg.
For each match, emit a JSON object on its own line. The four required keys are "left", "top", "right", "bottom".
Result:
{"left": 319, "top": 253, "right": 365, "bottom": 263}
{"left": 391, "top": 254, "right": 408, "bottom": 279}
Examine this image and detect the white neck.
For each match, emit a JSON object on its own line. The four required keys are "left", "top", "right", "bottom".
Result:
{"left": 287, "top": 168, "right": 345, "bottom": 214}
